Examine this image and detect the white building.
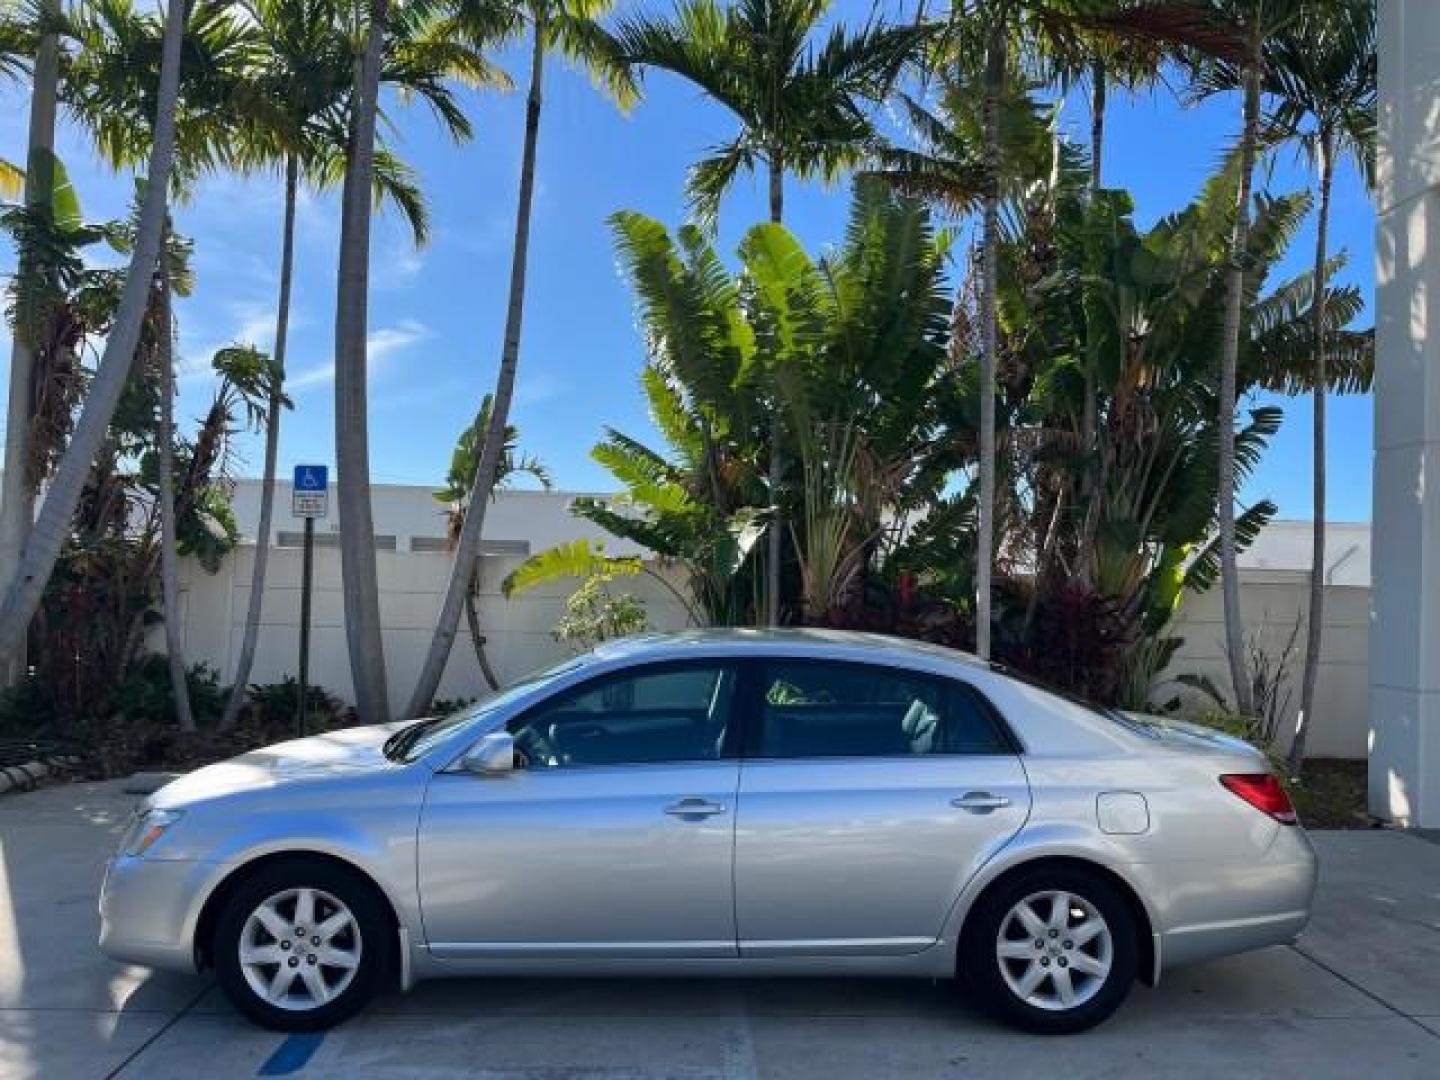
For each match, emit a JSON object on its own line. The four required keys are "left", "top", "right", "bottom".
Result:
{"left": 225, "top": 481, "right": 659, "bottom": 561}
{"left": 1370, "top": 0, "right": 1440, "bottom": 825}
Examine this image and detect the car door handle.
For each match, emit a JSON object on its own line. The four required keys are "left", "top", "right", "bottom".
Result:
{"left": 664, "top": 798, "right": 728, "bottom": 818}
{"left": 951, "top": 791, "right": 1011, "bottom": 813}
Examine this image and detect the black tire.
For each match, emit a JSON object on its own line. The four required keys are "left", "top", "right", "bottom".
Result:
{"left": 960, "top": 864, "right": 1138, "bottom": 1035}
{"left": 213, "top": 860, "right": 393, "bottom": 1032}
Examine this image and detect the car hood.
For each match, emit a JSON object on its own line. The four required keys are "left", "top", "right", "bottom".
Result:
{"left": 151, "top": 722, "right": 411, "bottom": 808}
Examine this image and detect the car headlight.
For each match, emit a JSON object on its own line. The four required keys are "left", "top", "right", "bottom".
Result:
{"left": 119, "top": 808, "right": 185, "bottom": 858}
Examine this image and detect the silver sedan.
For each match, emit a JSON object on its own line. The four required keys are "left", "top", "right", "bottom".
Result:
{"left": 99, "top": 630, "right": 1317, "bottom": 1034}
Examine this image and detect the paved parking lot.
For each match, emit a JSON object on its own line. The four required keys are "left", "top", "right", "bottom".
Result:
{"left": 1, "top": 780, "right": 1437, "bottom": 1079}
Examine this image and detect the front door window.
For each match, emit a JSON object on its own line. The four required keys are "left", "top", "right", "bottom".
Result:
{"left": 508, "top": 663, "right": 737, "bottom": 768}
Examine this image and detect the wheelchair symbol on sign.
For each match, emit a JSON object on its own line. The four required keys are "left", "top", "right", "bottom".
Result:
{"left": 294, "top": 465, "right": 327, "bottom": 492}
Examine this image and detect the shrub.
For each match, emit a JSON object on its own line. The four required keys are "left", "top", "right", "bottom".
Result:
{"left": 239, "top": 678, "right": 353, "bottom": 739}
{"left": 110, "top": 656, "right": 227, "bottom": 729}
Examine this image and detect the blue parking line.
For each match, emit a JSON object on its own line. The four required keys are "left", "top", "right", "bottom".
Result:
{"left": 258, "top": 1032, "right": 326, "bottom": 1076}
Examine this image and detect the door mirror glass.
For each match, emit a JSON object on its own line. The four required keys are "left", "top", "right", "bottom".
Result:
{"left": 460, "top": 732, "right": 516, "bottom": 776}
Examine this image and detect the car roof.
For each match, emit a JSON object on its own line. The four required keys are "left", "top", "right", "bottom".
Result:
{"left": 590, "top": 628, "right": 989, "bottom": 673}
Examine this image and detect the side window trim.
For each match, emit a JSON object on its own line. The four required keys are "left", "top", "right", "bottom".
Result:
{"left": 505, "top": 658, "right": 745, "bottom": 769}
{"left": 737, "top": 657, "right": 1022, "bottom": 761}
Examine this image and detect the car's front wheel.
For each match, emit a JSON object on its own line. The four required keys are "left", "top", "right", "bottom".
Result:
{"left": 213, "top": 860, "right": 391, "bottom": 1031}
{"left": 961, "top": 865, "right": 1138, "bottom": 1034}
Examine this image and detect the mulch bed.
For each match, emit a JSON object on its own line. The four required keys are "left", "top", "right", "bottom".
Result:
{"left": 1288, "top": 758, "right": 1374, "bottom": 829}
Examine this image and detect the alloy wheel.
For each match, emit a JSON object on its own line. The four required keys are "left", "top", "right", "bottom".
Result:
{"left": 995, "top": 889, "right": 1113, "bottom": 1012}
{"left": 238, "top": 887, "right": 364, "bottom": 1012}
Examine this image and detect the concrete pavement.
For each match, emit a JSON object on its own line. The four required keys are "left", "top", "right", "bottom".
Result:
{"left": 1, "top": 780, "right": 1437, "bottom": 1079}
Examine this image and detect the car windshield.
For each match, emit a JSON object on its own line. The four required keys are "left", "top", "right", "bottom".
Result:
{"left": 383, "top": 657, "right": 588, "bottom": 763}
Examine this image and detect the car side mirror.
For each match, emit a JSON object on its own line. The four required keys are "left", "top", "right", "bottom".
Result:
{"left": 460, "top": 732, "right": 516, "bottom": 776}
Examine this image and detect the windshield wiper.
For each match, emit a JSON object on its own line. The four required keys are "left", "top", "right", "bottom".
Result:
{"left": 383, "top": 718, "right": 440, "bottom": 762}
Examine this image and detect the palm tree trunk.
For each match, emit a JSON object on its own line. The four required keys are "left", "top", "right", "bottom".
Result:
{"left": 976, "top": 14, "right": 1004, "bottom": 661}
{"left": 0, "top": 0, "right": 188, "bottom": 669}
{"left": 156, "top": 235, "right": 194, "bottom": 732}
{"left": 221, "top": 153, "right": 298, "bottom": 729}
{"left": 0, "top": 0, "right": 62, "bottom": 686}
{"left": 1288, "top": 128, "right": 1334, "bottom": 776}
{"left": 764, "top": 155, "right": 784, "bottom": 627}
{"left": 1217, "top": 38, "right": 1262, "bottom": 718}
{"left": 1089, "top": 58, "right": 1105, "bottom": 190}
{"left": 334, "top": 0, "right": 391, "bottom": 723}
{"left": 464, "top": 566, "right": 501, "bottom": 692}
{"left": 1073, "top": 61, "right": 1110, "bottom": 589}
{"left": 403, "top": 16, "right": 547, "bottom": 719}
{"left": 768, "top": 156, "right": 783, "bottom": 222}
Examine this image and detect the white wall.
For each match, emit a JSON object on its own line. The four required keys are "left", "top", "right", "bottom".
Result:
{"left": 166, "top": 486, "right": 689, "bottom": 715}
{"left": 168, "top": 544, "right": 692, "bottom": 715}
{"left": 166, "top": 547, "right": 1371, "bottom": 759}
{"left": 1159, "top": 575, "right": 1370, "bottom": 760}
{"left": 1154, "top": 520, "right": 1372, "bottom": 760}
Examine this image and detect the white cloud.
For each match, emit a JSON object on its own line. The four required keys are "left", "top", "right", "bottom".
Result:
{"left": 286, "top": 362, "right": 336, "bottom": 391}
{"left": 179, "top": 298, "right": 295, "bottom": 383}
{"left": 373, "top": 244, "right": 425, "bottom": 292}
{"left": 286, "top": 319, "right": 434, "bottom": 393}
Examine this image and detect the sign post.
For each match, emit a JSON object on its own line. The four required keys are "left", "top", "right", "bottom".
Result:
{"left": 292, "top": 465, "right": 328, "bottom": 736}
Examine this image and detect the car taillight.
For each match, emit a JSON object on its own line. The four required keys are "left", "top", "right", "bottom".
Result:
{"left": 1220, "top": 773, "right": 1298, "bottom": 824}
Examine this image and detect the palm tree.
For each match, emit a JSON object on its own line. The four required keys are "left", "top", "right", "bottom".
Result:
{"left": 57, "top": 0, "right": 276, "bottom": 722}
{"left": 1258, "top": 0, "right": 1374, "bottom": 773}
{"left": 333, "top": 0, "right": 515, "bottom": 723}
{"left": 976, "top": 3, "right": 1006, "bottom": 659}
{"left": 154, "top": 220, "right": 195, "bottom": 730}
{"left": 332, "top": 0, "right": 393, "bottom": 722}
{"left": 218, "top": 0, "right": 493, "bottom": 729}
{"left": 0, "top": 0, "right": 188, "bottom": 670}
{"left": 934, "top": 0, "right": 1242, "bottom": 659}
{"left": 403, "top": 0, "right": 634, "bottom": 719}
{"left": 0, "top": 0, "right": 60, "bottom": 687}
{"left": 1190, "top": 0, "right": 1305, "bottom": 718}
{"left": 612, "top": 0, "right": 921, "bottom": 627}
{"left": 434, "top": 394, "right": 551, "bottom": 691}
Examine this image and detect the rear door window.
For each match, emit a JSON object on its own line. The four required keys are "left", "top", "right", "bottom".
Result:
{"left": 747, "top": 660, "right": 1010, "bottom": 759}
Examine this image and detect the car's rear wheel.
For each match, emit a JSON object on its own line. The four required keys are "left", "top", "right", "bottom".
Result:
{"left": 213, "top": 861, "right": 391, "bottom": 1031}
{"left": 961, "top": 865, "right": 1137, "bottom": 1034}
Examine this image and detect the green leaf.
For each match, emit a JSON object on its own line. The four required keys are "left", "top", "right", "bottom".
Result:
{"left": 28, "top": 148, "right": 82, "bottom": 233}
{"left": 501, "top": 540, "right": 642, "bottom": 598}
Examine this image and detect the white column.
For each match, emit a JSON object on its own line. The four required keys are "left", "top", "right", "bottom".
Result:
{"left": 1370, "top": 0, "right": 1440, "bottom": 825}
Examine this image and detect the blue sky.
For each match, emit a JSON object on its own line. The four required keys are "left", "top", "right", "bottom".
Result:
{"left": 0, "top": 5, "right": 1376, "bottom": 522}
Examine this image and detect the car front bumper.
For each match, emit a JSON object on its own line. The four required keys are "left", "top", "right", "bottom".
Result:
{"left": 98, "top": 855, "right": 215, "bottom": 974}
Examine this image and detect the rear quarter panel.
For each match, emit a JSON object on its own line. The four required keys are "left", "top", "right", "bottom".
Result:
{"left": 938, "top": 669, "right": 1313, "bottom": 965}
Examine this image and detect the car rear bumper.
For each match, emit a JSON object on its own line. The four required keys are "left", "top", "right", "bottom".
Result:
{"left": 98, "top": 856, "right": 209, "bottom": 974}
{"left": 1156, "top": 825, "right": 1319, "bottom": 971}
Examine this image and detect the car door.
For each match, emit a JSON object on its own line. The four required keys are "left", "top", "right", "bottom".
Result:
{"left": 418, "top": 661, "right": 742, "bottom": 959}
{"left": 734, "top": 658, "right": 1031, "bottom": 957}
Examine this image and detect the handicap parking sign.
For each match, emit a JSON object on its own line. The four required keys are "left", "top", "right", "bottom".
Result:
{"left": 292, "top": 465, "right": 329, "bottom": 518}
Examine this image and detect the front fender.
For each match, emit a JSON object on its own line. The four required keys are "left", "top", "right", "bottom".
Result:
{"left": 158, "top": 778, "right": 429, "bottom": 960}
